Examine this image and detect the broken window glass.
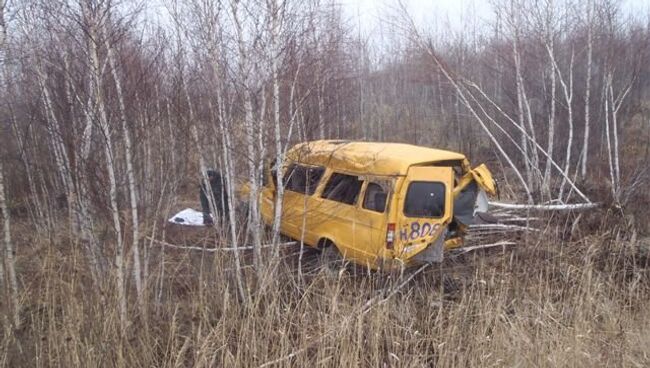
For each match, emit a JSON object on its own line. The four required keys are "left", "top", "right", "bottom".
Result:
{"left": 404, "top": 182, "right": 445, "bottom": 218}
{"left": 284, "top": 164, "right": 325, "bottom": 195}
{"left": 363, "top": 182, "right": 388, "bottom": 213}
{"left": 453, "top": 180, "right": 479, "bottom": 225}
{"left": 322, "top": 173, "right": 362, "bottom": 205}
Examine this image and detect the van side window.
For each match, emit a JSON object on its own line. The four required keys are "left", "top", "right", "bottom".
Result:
{"left": 404, "top": 182, "right": 445, "bottom": 218}
{"left": 284, "top": 164, "right": 324, "bottom": 195}
{"left": 322, "top": 173, "right": 362, "bottom": 205}
{"left": 363, "top": 183, "right": 388, "bottom": 213}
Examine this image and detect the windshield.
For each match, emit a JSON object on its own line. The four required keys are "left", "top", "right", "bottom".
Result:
{"left": 403, "top": 181, "right": 446, "bottom": 218}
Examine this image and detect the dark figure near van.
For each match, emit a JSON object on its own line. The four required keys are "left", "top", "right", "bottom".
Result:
{"left": 200, "top": 170, "right": 229, "bottom": 225}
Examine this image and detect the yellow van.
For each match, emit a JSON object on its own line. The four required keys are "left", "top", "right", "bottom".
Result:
{"left": 260, "top": 140, "right": 496, "bottom": 269}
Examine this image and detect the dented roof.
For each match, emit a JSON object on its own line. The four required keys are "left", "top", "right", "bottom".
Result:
{"left": 286, "top": 140, "right": 468, "bottom": 176}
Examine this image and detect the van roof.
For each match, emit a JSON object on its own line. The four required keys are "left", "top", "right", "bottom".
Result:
{"left": 287, "top": 140, "right": 467, "bottom": 176}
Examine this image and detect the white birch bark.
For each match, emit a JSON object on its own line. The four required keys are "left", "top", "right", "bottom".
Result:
{"left": 512, "top": 24, "right": 532, "bottom": 191}
{"left": 218, "top": 102, "right": 249, "bottom": 303}
{"left": 3, "top": 23, "right": 44, "bottom": 226}
{"left": 232, "top": 0, "right": 262, "bottom": 269}
{"left": 104, "top": 27, "right": 143, "bottom": 305}
{"left": 82, "top": 2, "right": 127, "bottom": 332}
{"left": 466, "top": 82, "right": 592, "bottom": 203}
{"left": 605, "top": 73, "right": 633, "bottom": 202}
{"left": 179, "top": 0, "right": 248, "bottom": 302}
{"left": 76, "top": 75, "right": 104, "bottom": 280}
{"left": 0, "top": 162, "right": 19, "bottom": 328}
{"left": 36, "top": 63, "right": 105, "bottom": 280}
{"left": 603, "top": 75, "right": 616, "bottom": 200}
{"left": 268, "top": 0, "right": 285, "bottom": 250}
{"left": 543, "top": 55, "right": 557, "bottom": 195}
{"left": 580, "top": 0, "right": 594, "bottom": 178}
{"left": 399, "top": 7, "right": 533, "bottom": 200}
{"left": 541, "top": 2, "right": 557, "bottom": 196}
{"left": 30, "top": 20, "right": 104, "bottom": 281}
{"left": 184, "top": 80, "right": 217, "bottom": 224}
{"left": 552, "top": 48, "right": 574, "bottom": 200}
{"left": 0, "top": 4, "right": 19, "bottom": 324}
{"left": 506, "top": 2, "right": 542, "bottom": 190}
{"left": 418, "top": 48, "right": 533, "bottom": 201}
{"left": 6, "top": 77, "right": 46, "bottom": 226}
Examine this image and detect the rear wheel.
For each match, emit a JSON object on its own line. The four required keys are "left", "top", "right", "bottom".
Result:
{"left": 319, "top": 240, "right": 344, "bottom": 275}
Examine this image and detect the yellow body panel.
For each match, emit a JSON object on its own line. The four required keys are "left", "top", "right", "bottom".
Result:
{"left": 259, "top": 140, "right": 495, "bottom": 270}
{"left": 286, "top": 140, "right": 469, "bottom": 176}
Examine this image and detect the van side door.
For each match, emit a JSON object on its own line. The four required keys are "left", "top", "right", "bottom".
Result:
{"left": 281, "top": 164, "right": 326, "bottom": 240}
{"left": 395, "top": 166, "right": 454, "bottom": 262}
{"left": 354, "top": 179, "right": 392, "bottom": 266}
{"left": 312, "top": 172, "right": 363, "bottom": 261}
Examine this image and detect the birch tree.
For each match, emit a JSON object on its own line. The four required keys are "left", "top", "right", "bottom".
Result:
{"left": 0, "top": 0, "right": 19, "bottom": 328}
{"left": 104, "top": 17, "right": 144, "bottom": 306}
{"left": 0, "top": 162, "right": 19, "bottom": 328}
{"left": 231, "top": 0, "right": 264, "bottom": 270}
{"left": 80, "top": 0, "right": 127, "bottom": 332}
{"left": 580, "top": 0, "right": 594, "bottom": 178}
{"left": 268, "top": 0, "right": 286, "bottom": 247}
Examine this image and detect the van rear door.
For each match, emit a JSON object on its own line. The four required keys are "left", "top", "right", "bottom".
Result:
{"left": 395, "top": 166, "right": 454, "bottom": 262}
{"left": 469, "top": 164, "right": 496, "bottom": 195}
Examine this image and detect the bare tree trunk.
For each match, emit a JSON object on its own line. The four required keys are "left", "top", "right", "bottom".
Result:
{"left": 605, "top": 72, "right": 633, "bottom": 203}
{"left": 256, "top": 88, "right": 269, "bottom": 261}
{"left": 543, "top": 60, "right": 557, "bottom": 196}
{"left": 82, "top": 2, "right": 127, "bottom": 333}
{"left": 269, "top": 0, "right": 285, "bottom": 250}
{"left": 244, "top": 89, "right": 262, "bottom": 265}
{"left": 0, "top": 162, "right": 20, "bottom": 328}
{"left": 513, "top": 27, "right": 532, "bottom": 191}
{"left": 466, "top": 82, "right": 592, "bottom": 203}
{"left": 232, "top": 0, "right": 262, "bottom": 270}
{"left": 105, "top": 28, "right": 144, "bottom": 307}
{"left": 581, "top": 0, "right": 594, "bottom": 178}
{"left": 402, "top": 13, "right": 533, "bottom": 202}
{"left": 35, "top": 62, "right": 105, "bottom": 282}
{"left": 7, "top": 83, "right": 46, "bottom": 228}
{"left": 603, "top": 75, "right": 616, "bottom": 201}
{"left": 0, "top": 0, "right": 20, "bottom": 315}
{"left": 218, "top": 106, "right": 249, "bottom": 304}
{"left": 555, "top": 48, "right": 575, "bottom": 200}
{"left": 541, "top": 3, "right": 557, "bottom": 197}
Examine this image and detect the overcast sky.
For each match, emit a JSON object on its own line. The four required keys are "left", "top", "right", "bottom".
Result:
{"left": 339, "top": 0, "right": 650, "bottom": 36}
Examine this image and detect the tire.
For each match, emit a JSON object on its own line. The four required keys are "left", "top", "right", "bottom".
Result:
{"left": 319, "top": 241, "right": 344, "bottom": 275}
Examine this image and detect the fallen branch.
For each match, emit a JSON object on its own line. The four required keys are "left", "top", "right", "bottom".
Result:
{"left": 469, "top": 223, "right": 540, "bottom": 232}
{"left": 489, "top": 201, "right": 601, "bottom": 211}
{"left": 146, "top": 236, "right": 297, "bottom": 252}
{"left": 493, "top": 217, "right": 542, "bottom": 223}
{"left": 452, "top": 241, "right": 517, "bottom": 255}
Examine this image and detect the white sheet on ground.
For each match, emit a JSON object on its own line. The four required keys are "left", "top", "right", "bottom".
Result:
{"left": 168, "top": 208, "right": 211, "bottom": 226}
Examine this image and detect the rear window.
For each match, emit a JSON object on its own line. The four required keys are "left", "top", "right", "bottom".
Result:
{"left": 363, "top": 183, "right": 388, "bottom": 213}
{"left": 403, "top": 182, "right": 446, "bottom": 218}
{"left": 321, "top": 173, "right": 362, "bottom": 205}
{"left": 284, "top": 164, "right": 325, "bottom": 195}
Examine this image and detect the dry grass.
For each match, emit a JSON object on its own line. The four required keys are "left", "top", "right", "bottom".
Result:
{"left": 1, "top": 212, "right": 649, "bottom": 367}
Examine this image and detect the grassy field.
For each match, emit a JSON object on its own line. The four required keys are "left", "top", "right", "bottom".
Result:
{"left": 1, "top": 207, "right": 649, "bottom": 367}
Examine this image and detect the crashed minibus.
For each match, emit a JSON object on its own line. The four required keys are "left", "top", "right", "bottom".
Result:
{"left": 260, "top": 140, "right": 496, "bottom": 269}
